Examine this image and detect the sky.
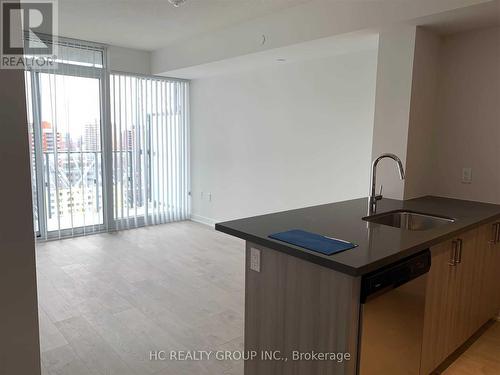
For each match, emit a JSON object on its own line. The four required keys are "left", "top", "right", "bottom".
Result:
{"left": 39, "top": 73, "right": 101, "bottom": 138}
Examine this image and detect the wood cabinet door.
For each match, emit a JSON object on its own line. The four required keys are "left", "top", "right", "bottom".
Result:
{"left": 421, "top": 240, "right": 457, "bottom": 375}
{"left": 475, "top": 222, "right": 500, "bottom": 325}
{"left": 421, "top": 229, "right": 479, "bottom": 374}
{"left": 494, "top": 224, "right": 500, "bottom": 316}
{"left": 476, "top": 223, "right": 497, "bottom": 325}
{"left": 421, "top": 224, "right": 500, "bottom": 375}
{"left": 472, "top": 224, "right": 492, "bottom": 330}
{"left": 493, "top": 223, "right": 500, "bottom": 316}
{"left": 451, "top": 229, "right": 479, "bottom": 348}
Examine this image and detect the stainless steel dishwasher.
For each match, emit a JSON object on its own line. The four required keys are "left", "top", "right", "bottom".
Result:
{"left": 357, "top": 249, "right": 431, "bottom": 375}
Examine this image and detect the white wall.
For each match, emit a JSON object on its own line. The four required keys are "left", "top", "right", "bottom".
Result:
{"left": 375, "top": 25, "right": 500, "bottom": 203}
{"left": 431, "top": 26, "right": 500, "bottom": 203}
{"left": 108, "top": 45, "right": 151, "bottom": 75}
{"left": 190, "top": 50, "right": 378, "bottom": 224}
{"left": 371, "top": 25, "right": 416, "bottom": 200}
{"left": 404, "top": 28, "right": 442, "bottom": 199}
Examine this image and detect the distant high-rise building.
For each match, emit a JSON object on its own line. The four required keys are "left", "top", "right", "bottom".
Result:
{"left": 83, "top": 121, "right": 100, "bottom": 151}
{"left": 41, "top": 121, "right": 54, "bottom": 152}
{"left": 126, "top": 128, "right": 134, "bottom": 151}
{"left": 41, "top": 121, "right": 63, "bottom": 152}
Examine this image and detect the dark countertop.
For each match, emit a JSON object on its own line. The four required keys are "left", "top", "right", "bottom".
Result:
{"left": 215, "top": 196, "right": 500, "bottom": 276}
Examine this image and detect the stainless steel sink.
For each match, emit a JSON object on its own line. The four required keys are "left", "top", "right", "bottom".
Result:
{"left": 363, "top": 210, "right": 455, "bottom": 231}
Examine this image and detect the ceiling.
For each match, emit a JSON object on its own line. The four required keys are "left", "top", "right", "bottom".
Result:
{"left": 58, "top": 0, "right": 310, "bottom": 51}
{"left": 164, "top": 30, "right": 379, "bottom": 79}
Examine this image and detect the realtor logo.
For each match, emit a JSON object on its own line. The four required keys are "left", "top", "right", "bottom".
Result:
{"left": 1, "top": 0, "right": 58, "bottom": 69}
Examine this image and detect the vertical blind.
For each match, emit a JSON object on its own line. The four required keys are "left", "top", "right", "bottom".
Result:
{"left": 110, "top": 74, "right": 190, "bottom": 230}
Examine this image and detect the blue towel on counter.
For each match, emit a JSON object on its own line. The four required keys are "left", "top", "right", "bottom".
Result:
{"left": 269, "top": 229, "right": 357, "bottom": 256}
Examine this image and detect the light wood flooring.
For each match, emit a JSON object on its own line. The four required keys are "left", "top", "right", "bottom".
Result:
{"left": 36, "top": 221, "right": 500, "bottom": 375}
{"left": 36, "top": 221, "right": 245, "bottom": 375}
{"left": 443, "top": 322, "right": 500, "bottom": 375}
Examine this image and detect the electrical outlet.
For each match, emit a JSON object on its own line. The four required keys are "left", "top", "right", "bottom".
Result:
{"left": 462, "top": 168, "right": 472, "bottom": 184}
{"left": 208, "top": 193, "right": 212, "bottom": 202}
{"left": 250, "top": 248, "right": 261, "bottom": 272}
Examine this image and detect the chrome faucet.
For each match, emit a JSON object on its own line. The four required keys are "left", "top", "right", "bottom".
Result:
{"left": 368, "top": 153, "right": 405, "bottom": 215}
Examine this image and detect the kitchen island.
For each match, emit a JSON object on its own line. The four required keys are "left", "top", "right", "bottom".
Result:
{"left": 216, "top": 196, "right": 500, "bottom": 375}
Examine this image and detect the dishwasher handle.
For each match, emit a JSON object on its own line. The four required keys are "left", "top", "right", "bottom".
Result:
{"left": 360, "top": 249, "right": 431, "bottom": 303}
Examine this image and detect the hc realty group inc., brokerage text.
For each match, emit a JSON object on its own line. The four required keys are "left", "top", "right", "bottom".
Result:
{"left": 150, "top": 350, "right": 352, "bottom": 363}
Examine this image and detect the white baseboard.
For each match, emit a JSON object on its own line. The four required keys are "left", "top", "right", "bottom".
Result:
{"left": 190, "top": 214, "right": 217, "bottom": 227}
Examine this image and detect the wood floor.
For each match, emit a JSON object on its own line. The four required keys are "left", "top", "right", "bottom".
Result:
{"left": 443, "top": 322, "right": 500, "bottom": 375}
{"left": 36, "top": 221, "right": 500, "bottom": 375}
{"left": 36, "top": 221, "right": 245, "bottom": 375}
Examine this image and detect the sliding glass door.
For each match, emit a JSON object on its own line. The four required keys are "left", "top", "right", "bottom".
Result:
{"left": 26, "top": 38, "right": 190, "bottom": 240}
{"left": 26, "top": 38, "right": 106, "bottom": 239}
{"left": 37, "top": 72, "right": 104, "bottom": 234}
